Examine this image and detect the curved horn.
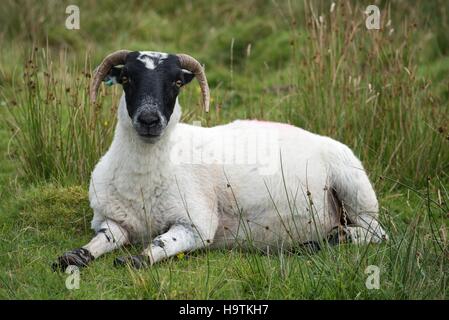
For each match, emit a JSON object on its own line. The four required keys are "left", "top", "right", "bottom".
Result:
{"left": 176, "top": 53, "right": 210, "bottom": 112}
{"left": 90, "top": 50, "right": 131, "bottom": 104}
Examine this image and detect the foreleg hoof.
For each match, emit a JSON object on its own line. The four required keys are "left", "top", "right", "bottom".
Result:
{"left": 113, "top": 255, "right": 149, "bottom": 269}
{"left": 52, "top": 248, "right": 94, "bottom": 272}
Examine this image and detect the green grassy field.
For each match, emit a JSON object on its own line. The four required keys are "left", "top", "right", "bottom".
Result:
{"left": 0, "top": 0, "right": 448, "bottom": 299}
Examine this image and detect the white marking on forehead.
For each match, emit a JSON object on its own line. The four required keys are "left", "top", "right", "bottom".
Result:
{"left": 137, "top": 51, "right": 168, "bottom": 70}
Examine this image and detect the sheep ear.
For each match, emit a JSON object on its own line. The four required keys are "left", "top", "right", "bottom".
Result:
{"left": 103, "top": 66, "right": 123, "bottom": 86}
{"left": 181, "top": 69, "right": 195, "bottom": 85}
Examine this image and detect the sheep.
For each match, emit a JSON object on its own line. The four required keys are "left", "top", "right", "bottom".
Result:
{"left": 53, "top": 50, "right": 388, "bottom": 270}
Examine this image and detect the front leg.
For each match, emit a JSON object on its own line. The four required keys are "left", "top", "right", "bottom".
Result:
{"left": 114, "top": 224, "right": 209, "bottom": 268}
{"left": 53, "top": 219, "right": 129, "bottom": 271}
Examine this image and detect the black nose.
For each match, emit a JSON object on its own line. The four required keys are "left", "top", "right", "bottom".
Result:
{"left": 137, "top": 111, "right": 160, "bottom": 127}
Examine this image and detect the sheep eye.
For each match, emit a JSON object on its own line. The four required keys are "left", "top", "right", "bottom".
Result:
{"left": 175, "top": 80, "right": 183, "bottom": 88}
{"left": 121, "top": 76, "right": 129, "bottom": 84}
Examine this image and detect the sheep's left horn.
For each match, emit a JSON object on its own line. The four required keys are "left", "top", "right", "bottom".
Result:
{"left": 177, "top": 54, "right": 210, "bottom": 112}
{"left": 90, "top": 50, "right": 131, "bottom": 104}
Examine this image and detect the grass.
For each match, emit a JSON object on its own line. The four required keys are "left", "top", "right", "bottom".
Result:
{"left": 1, "top": 183, "right": 447, "bottom": 299}
{"left": 0, "top": 0, "right": 448, "bottom": 299}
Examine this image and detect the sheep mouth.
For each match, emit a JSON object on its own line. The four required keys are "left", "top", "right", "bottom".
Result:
{"left": 137, "top": 131, "right": 163, "bottom": 143}
{"left": 134, "top": 124, "right": 165, "bottom": 139}
{"left": 139, "top": 132, "right": 160, "bottom": 138}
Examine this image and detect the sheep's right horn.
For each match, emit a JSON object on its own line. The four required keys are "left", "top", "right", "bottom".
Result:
{"left": 177, "top": 54, "right": 210, "bottom": 112}
{"left": 90, "top": 50, "right": 131, "bottom": 104}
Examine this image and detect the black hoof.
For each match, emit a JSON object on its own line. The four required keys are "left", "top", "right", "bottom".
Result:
{"left": 52, "top": 248, "right": 94, "bottom": 272}
{"left": 114, "top": 255, "right": 149, "bottom": 269}
{"left": 299, "top": 241, "right": 321, "bottom": 254}
{"left": 326, "top": 226, "right": 351, "bottom": 245}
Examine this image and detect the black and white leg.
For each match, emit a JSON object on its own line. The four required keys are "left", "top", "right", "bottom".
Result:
{"left": 326, "top": 214, "right": 388, "bottom": 245}
{"left": 347, "top": 213, "right": 388, "bottom": 244}
{"left": 53, "top": 219, "right": 129, "bottom": 271}
{"left": 114, "top": 224, "right": 209, "bottom": 268}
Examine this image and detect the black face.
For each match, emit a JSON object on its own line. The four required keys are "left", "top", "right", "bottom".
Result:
{"left": 104, "top": 51, "right": 195, "bottom": 142}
